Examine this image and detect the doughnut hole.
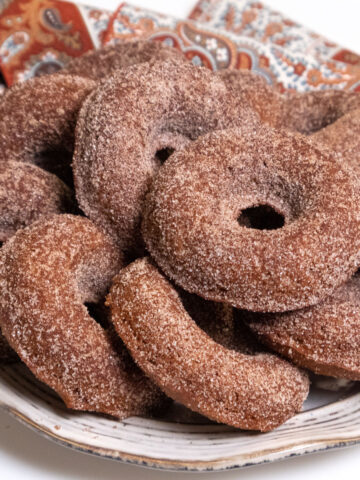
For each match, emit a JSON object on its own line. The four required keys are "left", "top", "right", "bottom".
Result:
{"left": 155, "top": 147, "right": 175, "bottom": 164}
{"left": 238, "top": 205, "right": 285, "bottom": 230}
{"left": 153, "top": 132, "right": 190, "bottom": 169}
{"left": 233, "top": 167, "right": 304, "bottom": 232}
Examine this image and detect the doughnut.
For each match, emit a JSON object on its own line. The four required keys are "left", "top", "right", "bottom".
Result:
{"left": 0, "top": 74, "right": 95, "bottom": 183}
{"left": 245, "top": 273, "right": 360, "bottom": 380}
{"left": 62, "top": 40, "right": 185, "bottom": 80}
{"left": 218, "top": 69, "right": 284, "bottom": 128}
{"left": 0, "top": 161, "right": 74, "bottom": 243}
{"left": 0, "top": 215, "right": 164, "bottom": 417}
{"left": 106, "top": 258, "right": 309, "bottom": 432}
{"left": 73, "top": 60, "right": 258, "bottom": 257}
{"left": 310, "top": 109, "right": 360, "bottom": 174}
{"left": 142, "top": 126, "right": 360, "bottom": 312}
{"left": 285, "top": 90, "right": 360, "bottom": 175}
{"left": 219, "top": 71, "right": 360, "bottom": 146}
{"left": 284, "top": 89, "right": 360, "bottom": 135}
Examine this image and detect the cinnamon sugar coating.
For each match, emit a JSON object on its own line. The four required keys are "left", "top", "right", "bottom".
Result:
{"left": 73, "top": 60, "right": 258, "bottom": 257}
{"left": 284, "top": 89, "right": 360, "bottom": 178}
{"left": 218, "top": 69, "right": 284, "bottom": 128}
{"left": 284, "top": 90, "right": 360, "bottom": 135}
{"left": 310, "top": 109, "right": 360, "bottom": 174}
{"left": 0, "top": 161, "right": 74, "bottom": 242}
{"left": 106, "top": 258, "right": 309, "bottom": 432}
{"left": 220, "top": 70, "right": 360, "bottom": 147}
{"left": 62, "top": 41, "right": 185, "bottom": 80}
{"left": 143, "top": 126, "right": 360, "bottom": 312}
{"left": 0, "top": 215, "right": 164, "bottom": 417}
{"left": 246, "top": 274, "right": 360, "bottom": 380}
{"left": 0, "top": 74, "right": 95, "bottom": 174}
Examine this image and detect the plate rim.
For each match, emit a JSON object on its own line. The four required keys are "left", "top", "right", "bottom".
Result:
{"left": 2, "top": 402, "right": 360, "bottom": 472}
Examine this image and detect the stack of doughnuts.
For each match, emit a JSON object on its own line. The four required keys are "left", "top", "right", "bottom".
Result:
{"left": 1, "top": 41, "right": 360, "bottom": 432}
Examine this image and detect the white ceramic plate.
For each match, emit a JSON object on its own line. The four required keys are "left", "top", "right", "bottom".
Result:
{"left": 0, "top": 363, "right": 359, "bottom": 472}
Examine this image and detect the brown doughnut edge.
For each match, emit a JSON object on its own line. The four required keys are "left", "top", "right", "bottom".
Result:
{"left": 62, "top": 40, "right": 186, "bottom": 80}
{"left": 245, "top": 274, "right": 360, "bottom": 380}
{"left": 218, "top": 69, "right": 285, "bottom": 128}
{"left": 106, "top": 258, "right": 309, "bottom": 432}
{"left": 0, "top": 215, "right": 165, "bottom": 418}
{"left": 0, "top": 161, "right": 74, "bottom": 243}
{"left": 219, "top": 69, "right": 360, "bottom": 156}
{"left": 284, "top": 89, "right": 360, "bottom": 135}
{"left": 310, "top": 108, "right": 360, "bottom": 174}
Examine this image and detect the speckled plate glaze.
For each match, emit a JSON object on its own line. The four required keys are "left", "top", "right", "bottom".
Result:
{"left": 0, "top": 363, "right": 360, "bottom": 471}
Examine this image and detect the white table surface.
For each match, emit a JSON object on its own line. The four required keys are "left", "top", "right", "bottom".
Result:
{"left": 2, "top": 1, "right": 360, "bottom": 478}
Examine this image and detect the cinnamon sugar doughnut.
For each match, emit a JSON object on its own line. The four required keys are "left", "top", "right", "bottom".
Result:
{"left": 285, "top": 90, "right": 360, "bottom": 174}
{"left": 245, "top": 273, "right": 360, "bottom": 380}
{"left": 220, "top": 71, "right": 360, "bottom": 142}
{"left": 284, "top": 89, "right": 360, "bottom": 135}
{"left": 73, "top": 60, "right": 258, "bottom": 257}
{"left": 310, "top": 109, "right": 360, "bottom": 174}
{"left": 106, "top": 258, "right": 309, "bottom": 432}
{"left": 0, "top": 74, "right": 95, "bottom": 182}
{"left": 218, "top": 69, "right": 284, "bottom": 128}
{"left": 0, "top": 161, "right": 74, "bottom": 242}
{"left": 62, "top": 41, "right": 185, "bottom": 80}
{"left": 143, "top": 126, "right": 360, "bottom": 312}
{"left": 0, "top": 215, "right": 164, "bottom": 417}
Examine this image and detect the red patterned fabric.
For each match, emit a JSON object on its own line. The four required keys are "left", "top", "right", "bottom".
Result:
{"left": 104, "top": 3, "right": 360, "bottom": 92}
{"left": 0, "top": 0, "right": 111, "bottom": 85}
{"left": 188, "top": 0, "right": 360, "bottom": 68}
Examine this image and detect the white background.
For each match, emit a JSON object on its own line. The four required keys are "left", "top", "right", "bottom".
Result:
{"left": 2, "top": 1, "right": 360, "bottom": 479}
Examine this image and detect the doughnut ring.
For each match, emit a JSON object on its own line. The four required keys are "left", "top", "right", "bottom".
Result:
{"left": 245, "top": 273, "right": 360, "bottom": 380}
{"left": 0, "top": 215, "right": 164, "bottom": 417}
{"left": 218, "top": 69, "right": 285, "bottom": 128}
{"left": 106, "top": 258, "right": 309, "bottom": 432}
{"left": 73, "top": 60, "right": 258, "bottom": 257}
{"left": 62, "top": 40, "right": 185, "bottom": 80}
{"left": 142, "top": 126, "right": 360, "bottom": 312}
{"left": 0, "top": 74, "right": 95, "bottom": 182}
